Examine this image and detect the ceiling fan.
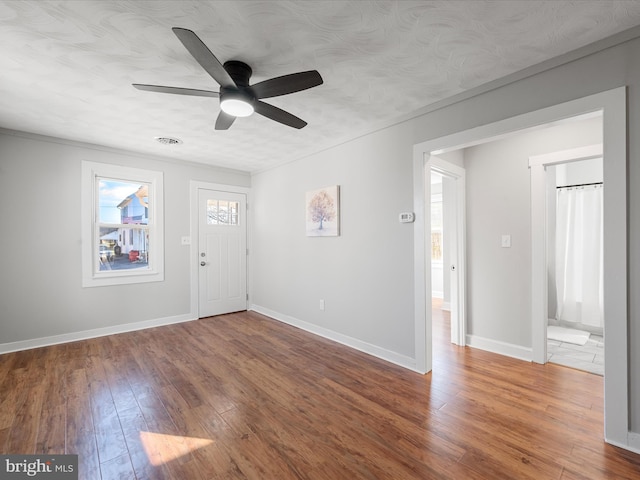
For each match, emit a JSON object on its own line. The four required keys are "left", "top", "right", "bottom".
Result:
{"left": 133, "top": 27, "right": 323, "bottom": 130}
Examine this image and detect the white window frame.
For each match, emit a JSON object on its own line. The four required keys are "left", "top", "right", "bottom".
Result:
{"left": 81, "top": 161, "right": 164, "bottom": 287}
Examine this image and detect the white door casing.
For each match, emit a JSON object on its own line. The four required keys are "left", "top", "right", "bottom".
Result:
{"left": 198, "top": 188, "right": 247, "bottom": 317}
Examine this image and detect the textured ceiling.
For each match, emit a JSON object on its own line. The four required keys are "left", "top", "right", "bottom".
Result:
{"left": 2, "top": 1, "right": 640, "bottom": 173}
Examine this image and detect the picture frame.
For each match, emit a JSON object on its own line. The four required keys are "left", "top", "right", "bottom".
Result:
{"left": 306, "top": 185, "right": 340, "bottom": 237}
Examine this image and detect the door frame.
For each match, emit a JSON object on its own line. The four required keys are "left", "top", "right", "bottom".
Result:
{"left": 189, "top": 181, "right": 251, "bottom": 318}
{"left": 427, "top": 157, "right": 467, "bottom": 347}
{"left": 529, "top": 143, "right": 603, "bottom": 366}
{"left": 413, "top": 86, "right": 628, "bottom": 448}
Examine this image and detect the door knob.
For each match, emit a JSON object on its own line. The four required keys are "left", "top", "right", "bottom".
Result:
{"left": 451, "top": 265, "right": 456, "bottom": 271}
{"left": 200, "top": 261, "right": 206, "bottom": 266}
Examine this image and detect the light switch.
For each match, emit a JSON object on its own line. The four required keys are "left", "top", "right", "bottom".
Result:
{"left": 501, "top": 235, "right": 511, "bottom": 248}
{"left": 181, "top": 236, "right": 191, "bottom": 246}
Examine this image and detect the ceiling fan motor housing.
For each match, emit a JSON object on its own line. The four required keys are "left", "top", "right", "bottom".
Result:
{"left": 220, "top": 60, "right": 256, "bottom": 115}
{"left": 223, "top": 60, "right": 252, "bottom": 87}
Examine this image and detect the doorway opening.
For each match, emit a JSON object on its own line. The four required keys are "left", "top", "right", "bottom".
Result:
{"left": 430, "top": 172, "right": 445, "bottom": 307}
{"left": 544, "top": 152, "right": 604, "bottom": 375}
{"left": 430, "top": 164, "right": 466, "bottom": 352}
{"left": 413, "top": 87, "right": 627, "bottom": 447}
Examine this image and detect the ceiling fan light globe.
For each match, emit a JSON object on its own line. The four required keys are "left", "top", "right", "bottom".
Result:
{"left": 220, "top": 98, "right": 254, "bottom": 117}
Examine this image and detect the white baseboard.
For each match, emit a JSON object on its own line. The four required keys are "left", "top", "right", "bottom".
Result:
{"left": 0, "top": 313, "right": 196, "bottom": 355}
{"left": 605, "top": 433, "right": 640, "bottom": 455}
{"left": 623, "top": 432, "right": 640, "bottom": 454}
{"left": 466, "top": 334, "right": 532, "bottom": 362}
{"left": 250, "top": 304, "right": 420, "bottom": 373}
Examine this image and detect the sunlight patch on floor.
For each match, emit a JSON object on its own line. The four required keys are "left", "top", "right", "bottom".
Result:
{"left": 139, "top": 431, "right": 214, "bottom": 466}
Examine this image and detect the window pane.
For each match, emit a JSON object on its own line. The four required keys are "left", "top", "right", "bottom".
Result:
{"left": 230, "top": 201, "right": 238, "bottom": 225}
{"left": 98, "top": 226, "right": 148, "bottom": 271}
{"left": 219, "top": 200, "right": 229, "bottom": 224}
{"left": 207, "top": 200, "right": 218, "bottom": 224}
{"left": 431, "top": 232, "right": 442, "bottom": 261}
{"left": 99, "top": 179, "right": 149, "bottom": 225}
{"left": 207, "top": 199, "right": 239, "bottom": 225}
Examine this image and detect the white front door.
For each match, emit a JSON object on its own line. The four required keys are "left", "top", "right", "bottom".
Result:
{"left": 198, "top": 189, "right": 247, "bottom": 317}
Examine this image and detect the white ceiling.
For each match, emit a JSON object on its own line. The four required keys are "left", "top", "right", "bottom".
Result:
{"left": 2, "top": 1, "right": 640, "bottom": 173}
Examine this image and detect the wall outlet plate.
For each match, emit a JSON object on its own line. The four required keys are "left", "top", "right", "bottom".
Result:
{"left": 181, "top": 236, "right": 191, "bottom": 246}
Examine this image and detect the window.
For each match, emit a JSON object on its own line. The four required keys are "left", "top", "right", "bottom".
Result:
{"left": 206, "top": 199, "right": 239, "bottom": 225}
{"left": 82, "top": 161, "right": 164, "bottom": 287}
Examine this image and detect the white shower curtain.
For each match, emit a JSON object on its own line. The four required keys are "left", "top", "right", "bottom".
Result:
{"left": 555, "top": 184, "right": 604, "bottom": 328}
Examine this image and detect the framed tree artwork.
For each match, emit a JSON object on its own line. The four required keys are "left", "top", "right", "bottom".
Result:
{"left": 306, "top": 185, "right": 340, "bottom": 236}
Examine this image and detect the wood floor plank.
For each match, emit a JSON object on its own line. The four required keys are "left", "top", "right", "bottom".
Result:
{"left": 100, "top": 452, "right": 136, "bottom": 480}
{"left": 85, "top": 344, "right": 129, "bottom": 465}
{"left": 35, "top": 403, "right": 66, "bottom": 454}
{"left": 65, "top": 367, "right": 101, "bottom": 480}
{"left": 1, "top": 305, "right": 639, "bottom": 479}
{"left": 118, "top": 404, "right": 169, "bottom": 480}
{"left": 5, "top": 377, "right": 45, "bottom": 454}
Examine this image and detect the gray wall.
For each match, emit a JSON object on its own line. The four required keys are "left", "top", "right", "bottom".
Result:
{"left": 251, "top": 124, "right": 416, "bottom": 357}
{"left": 251, "top": 36, "right": 640, "bottom": 431}
{"left": 0, "top": 131, "right": 250, "bottom": 344}
{"left": 463, "top": 116, "right": 602, "bottom": 346}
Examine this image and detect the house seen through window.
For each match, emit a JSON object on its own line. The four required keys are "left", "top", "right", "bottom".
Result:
{"left": 82, "top": 161, "right": 164, "bottom": 287}
{"left": 98, "top": 179, "right": 150, "bottom": 270}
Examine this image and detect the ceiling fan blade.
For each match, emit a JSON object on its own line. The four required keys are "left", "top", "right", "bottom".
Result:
{"left": 172, "top": 27, "right": 236, "bottom": 89}
{"left": 133, "top": 84, "right": 219, "bottom": 97}
{"left": 251, "top": 70, "right": 323, "bottom": 99}
{"left": 254, "top": 101, "right": 307, "bottom": 129}
{"left": 215, "top": 111, "right": 236, "bottom": 130}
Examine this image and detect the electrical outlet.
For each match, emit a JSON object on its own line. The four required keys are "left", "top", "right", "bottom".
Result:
{"left": 319, "top": 299, "right": 325, "bottom": 311}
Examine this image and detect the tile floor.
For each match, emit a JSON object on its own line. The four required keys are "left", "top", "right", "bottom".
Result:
{"left": 547, "top": 332, "right": 604, "bottom": 376}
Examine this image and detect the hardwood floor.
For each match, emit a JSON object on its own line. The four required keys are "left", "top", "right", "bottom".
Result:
{"left": 1, "top": 307, "right": 639, "bottom": 479}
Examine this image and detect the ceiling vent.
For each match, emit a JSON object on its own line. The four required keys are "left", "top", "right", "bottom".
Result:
{"left": 155, "top": 136, "right": 183, "bottom": 145}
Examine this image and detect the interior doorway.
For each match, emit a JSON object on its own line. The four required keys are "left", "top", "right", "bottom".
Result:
{"left": 430, "top": 172, "right": 445, "bottom": 306}
{"left": 544, "top": 152, "right": 604, "bottom": 375}
{"left": 427, "top": 157, "right": 466, "bottom": 348}
{"left": 413, "top": 87, "right": 627, "bottom": 447}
